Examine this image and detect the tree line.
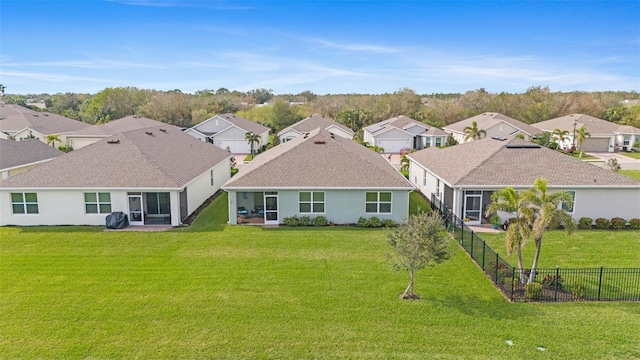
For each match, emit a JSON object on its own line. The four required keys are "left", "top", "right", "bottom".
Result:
{"left": 2, "top": 85, "right": 639, "bottom": 132}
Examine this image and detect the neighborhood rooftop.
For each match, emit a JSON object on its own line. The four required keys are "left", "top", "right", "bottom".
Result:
{"left": 444, "top": 112, "right": 540, "bottom": 136}
{"left": 278, "top": 113, "right": 354, "bottom": 136}
{"left": 408, "top": 137, "right": 640, "bottom": 187}
{"left": 67, "top": 115, "right": 182, "bottom": 136}
{"left": 1, "top": 126, "right": 231, "bottom": 189}
{"left": 532, "top": 114, "right": 640, "bottom": 135}
{"left": 0, "top": 138, "right": 64, "bottom": 170}
{"left": 223, "top": 128, "right": 414, "bottom": 189}
{"left": 216, "top": 113, "right": 269, "bottom": 135}
{"left": 0, "top": 104, "right": 90, "bottom": 135}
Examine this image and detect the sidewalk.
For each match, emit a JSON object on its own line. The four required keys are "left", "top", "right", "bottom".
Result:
{"left": 586, "top": 152, "right": 640, "bottom": 170}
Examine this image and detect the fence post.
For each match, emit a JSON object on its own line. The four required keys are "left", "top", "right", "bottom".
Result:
{"left": 495, "top": 253, "right": 499, "bottom": 282}
{"left": 482, "top": 239, "right": 486, "bottom": 269}
{"left": 554, "top": 266, "right": 559, "bottom": 302}
{"left": 598, "top": 266, "right": 604, "bottom": 301}
{"left": 470, "top": 231, "right": 474, "bottom": 259}
{"left": 460, "top": 219, "right": 464, "bottom": 243}
{"left": 510, "top": 266, "right": 516, "bottom": 301}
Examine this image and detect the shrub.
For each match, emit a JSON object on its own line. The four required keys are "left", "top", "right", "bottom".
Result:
{"left": 283, "top": 216, "right": 300, "bottom": 227}
{"left": 382, "top": 219, "right": 396, "bottom": 228}
{"left": 314, "top": 216, "right": 328, "bottom": 227}
{"left": 630, "top": 218, "right": 640, "bottom": 230}
{"left": 571, "top": 283, "right": 585, "bottom": 299}
{"left": 368, "top": 216, "right": 382, "bottom": 228}
{"left": 595, "top": 218, "right": 610, "bottom": 229}
{"left": 596, "top": 218, "right": 611, "bottom": 230}
{"left": 611, "top": 217, "right": 626, "bottom": 230}
{"left": 578, "top": 217, "right": 593, "bottom": 229}
{"left": 299, "top": 216, "right": 313, "bottom": 226}
{"left": 541, "top": 274, "right": 564, "bottom": 291}
{"left": 357, "top": 217, "right": 369, "bottom": 228}
{"left": 525, "top": 282, "right": 542, "bottom": 300}
{"left": 58, "top": 145, "right": 73, "bottom": 153}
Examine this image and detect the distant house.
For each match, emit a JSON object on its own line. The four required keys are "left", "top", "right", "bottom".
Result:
{"left": 222, "top": 129, "right": 414, "bottom": 225}
{"left": 408, "top": 137, "right": 640, "bottom": 225}
{"left": 443, "top": 112, "right": 539, "bottom": 143}
{"left": 532, "top": 114, "right": 640, "bottom": 152}
{"left": 0, "top": 126, "right": 231, "bottom": 227}
{"left": 64, "top": 115, "right": 182, "bottom": 150}
{"left": 0, "top": 104, "right": 90, "bottom": 144}
{"left": 363, "top": 115, "right": 447, "bottom": 153}
{"left": 277, "top": 114, "right": 354, "bottom": 143}
{"left": 0, "top": 138, "right": 64, "bottom": 179}
{"left": 184, "top": 113, "right": 270, "bottom": 154}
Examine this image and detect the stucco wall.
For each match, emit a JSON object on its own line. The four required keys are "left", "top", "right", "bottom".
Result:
{"left": 194, "top": 117, "right": 231, "bottom": 133}
{"left": 569, "top": 187, "right": 640, "bottom": 220}
{"left": 185, "top": 159, "right": 231, "bottom": 215}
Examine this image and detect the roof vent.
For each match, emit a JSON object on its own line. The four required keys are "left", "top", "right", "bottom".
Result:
{"left": 314, "top": 140, "right": 326, "bottom": 144}
{"left": 159, "top": 129, "right": 167, "bottom": 132}
{"left": 107, "top": 139, "right": 120, "bottom": 144}
{"left": 303, "top": 133, "right": 309, "bottom": 139}
{"left": 506, "top": 144, "right": 540, "bottom": 149}
{"left": 491, "top": 136, "right": 507, "bottom": 141}
{"left": 145, "top": 132, "right": 153, "bottom": 136}
{"left": 43, "top": 114, "right": 49, "bottom": 116}
{"left": 329, "top": 132, "right": 335, "bottom": 139}
{"left": 33, "top": 114, "right": 38, "bottom": 117}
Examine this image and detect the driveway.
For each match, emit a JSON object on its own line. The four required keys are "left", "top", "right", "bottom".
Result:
{"left": 586, "top": 152, "right": 640, "bottom": 170}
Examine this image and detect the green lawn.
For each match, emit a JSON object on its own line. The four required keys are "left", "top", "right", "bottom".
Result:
{"left": 479, "top": 230, "right": 640, "bottom": 268}
{"left": 620, "top": 152, "right": 640, "bottom": 159}
{"left": 2, "top": 194, "right": 640, "bottom": 359}
{"left": 620, "top": 170, "right": 640, "bottom": 181}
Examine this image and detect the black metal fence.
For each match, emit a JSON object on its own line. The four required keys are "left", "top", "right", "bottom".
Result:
{"left": 430, "top": 194, "right": 640, "bottom": 302}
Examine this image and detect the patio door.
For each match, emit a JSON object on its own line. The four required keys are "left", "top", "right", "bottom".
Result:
{"left": 264, "top": 192, "right": 279, "bottom": 225}
{"left": 463, "top": 191, "right": 482, "bottom": 225}
{"left": 128, "top": 194, "right": 144, "bottom": 225}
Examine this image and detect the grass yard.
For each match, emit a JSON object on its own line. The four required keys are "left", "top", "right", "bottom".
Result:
{"left": 620, "top": 152, "right": 640, "bottom": 160}
{"left": 620, "top": 169, "right": 640, "bottom": 181}
{"left": 2, "top": 193, "right": 640, "bottom": 359}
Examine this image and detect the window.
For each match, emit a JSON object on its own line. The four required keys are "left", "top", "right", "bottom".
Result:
{"left": 424, "top": 138, "right": 431, "bottom": 148}
{"left": 11, "top": 193, "right": 39, "bottom": 214}
{"left": 147, "top": 192, "right": 171, "bottom": 215}
{"left": 423, "top": 170, "right": 427, "bottom": 186}
{"left": 435, "top": 137, "right": 443, "bottom": 147}
{"left": 623, "top": 136, "right": 631, "bottom": 146}
{"left": 299, "top": 192, "right": 325, "bottom": 213}
{"left": 366, "top": 192, "right": 391, "bottom": 214}
{"left": 84, "top": 192, "right": 112, "bottom": 214}
{"left": 561, "top": 191, "right": 576, "bottom": 213}
{"left": 210, "top": 169, "right": 215, "bottom": 186}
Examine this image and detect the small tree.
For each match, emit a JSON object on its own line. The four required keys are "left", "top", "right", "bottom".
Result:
{"left": 463, "top": 121, "right": 486, "bottom": 142}
{"left": 45, "top": 134, "right": 61, "bottom": 148}
{"left": 245, "top": 132, "right": 261, "bottom": 159}
{"left": 387, "top": 212, "right": 450, "bottom": 299}
{"left": 607, "top": 158, "right": 621, "bottom": 172}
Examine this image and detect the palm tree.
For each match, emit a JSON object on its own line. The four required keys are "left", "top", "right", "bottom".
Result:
{"left": 575, "top": 126, "right": 591, "bottom": 158}
{"left": 521, "top": 178, "right": 576, "bottom": 283}
{"left": 45, "top": 134, "right": 61, "bottom": 148}
{"left": 463, "top": 121, "right": 486, "bottom": 142}
{"left": 245, "top": 132, "right": 261, "bottom": 159}
{"left": 485, "top": 187, "right": 533, "bottom": 284}
{"left": 400, "top": 155, "right": 410, "bottom": 172}
{"left": 551, "top": 128, "right": 569, "bottom": 150}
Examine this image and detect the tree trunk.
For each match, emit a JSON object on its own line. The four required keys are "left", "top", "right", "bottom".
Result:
{"left": 517, "top": 245, "right": 527, "bottom": 284}
{"left": 401, "top": 268, "right": 415, "bottom": 299}
{"left": 528, "top": 237, "right": 543, "bottom": 284}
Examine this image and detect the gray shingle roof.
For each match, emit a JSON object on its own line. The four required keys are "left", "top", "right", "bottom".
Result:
{"left": 0, "top": 138, "right": 64, "bottom": 170}
{"left": 277, "top": 114, "right": 354, "bottom": 136}
{"left": 0, "top": 104, "right": 90, "bottom": 134}
{"left": 68, "top": 116, "right": 181, "bottom": 136}
{"left": 217, "top": 113, "right": 270, "bottom": 134}
{"left": 1, "top": 126, "right": 231, "bottom": 189}
{"left": 532, "top": 114, "right": 640, "bottom": 136}
{"left": 223, "top": 129, "right": 414, "bottom": 189}
{"left": 443, "top": 112, "right": 540, "bottom": 136}
{"left": 364, "top": 115, "right": 446, "bottom": 136}
{"left": 409, "top": 137, "right": 640, "bottom": 187}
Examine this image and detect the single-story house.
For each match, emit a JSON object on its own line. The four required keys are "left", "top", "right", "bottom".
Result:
{"left": 0, "top": 125, "right": 231, "bottom": 227}
{"left": 0, "top": 138, "right": 64, "bottom": 179}
{"left": 363, "top": 115, "right": 447, "bottom": 153}
{"left": 64, "top": 115, "right": 182, "bottom": 150}
{"left": 222, "top": 128, "right": 415, "bottom": 225}
{"left": 532, "top": 114, "right": 640, "bottom": 152}
{"left": 0, "top": 104, "right": 90, "bottom": 144}
{"left": 408, "top": 137, "right": 640, "bottom": 225}
{"left": 184, "top": 113, "right": 270, "bottom": 154}
{"left": 443, "top": 112, "right": 540, "bottom": 143}
{"left": 277, "top": 113, "right": 354, "bottom": 143}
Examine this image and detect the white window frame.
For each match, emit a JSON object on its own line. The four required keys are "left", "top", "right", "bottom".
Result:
{"left": 11, "top": 192, "right": 39, "bottom": 215}
{"left": 435, "top": 137, "right": 443, "bottom": 147}
{"left": 299, "top": 191, "right": 325, "bottom": 214}
{"left": 84, "top": 192, "right": 112, "bottom": 214}
{"left": 365, "top": 192, "right": 392, "bottom": 214}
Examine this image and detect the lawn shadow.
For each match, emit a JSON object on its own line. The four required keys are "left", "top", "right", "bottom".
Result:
{"left": 434, "top": 293, "right": 536, "bottom": 321}
{"left": 15, "top": 225, "right": 104, "bottom": 233}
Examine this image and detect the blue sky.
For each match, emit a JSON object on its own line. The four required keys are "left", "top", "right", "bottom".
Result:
{"left": 1, "top": 0, "right": 639, "bottom": 95}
